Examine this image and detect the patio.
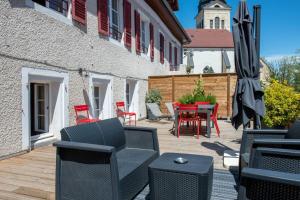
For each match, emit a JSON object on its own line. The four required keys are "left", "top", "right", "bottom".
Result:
{"left": 0, "top": 119, "right": 241, "bottom": 200}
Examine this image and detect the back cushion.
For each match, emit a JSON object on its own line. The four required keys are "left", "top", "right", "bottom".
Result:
{"left": 96, "top": 118, "right": 125, "bottom": 151}
{"left": 61, "top": 122, "right": 105, "bottom": 145}
{"left": 285, "top": 120, "right": 300, "bottom": 139}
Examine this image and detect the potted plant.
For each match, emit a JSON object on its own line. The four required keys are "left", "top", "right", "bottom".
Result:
{"left": 263, "top": 80, "right": 300, "bottom": 128}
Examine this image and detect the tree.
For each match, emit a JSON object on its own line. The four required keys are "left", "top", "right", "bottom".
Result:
{"left": 268, "top": 56, "right": 300, "bottom": 91}
{"left": 203, "top": 66, "right": 214, "bottom": 74}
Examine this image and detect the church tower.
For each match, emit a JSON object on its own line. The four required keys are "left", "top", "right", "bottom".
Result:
{"left": 196, "top": 0, "right": 231, "bottom": 31}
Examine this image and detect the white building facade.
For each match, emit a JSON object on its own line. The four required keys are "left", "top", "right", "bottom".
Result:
{"left": 0, "top": 0, "right": 189, "bottom": 158}
{"left": 183, "top": 0, "right": 235, "bottom": 74}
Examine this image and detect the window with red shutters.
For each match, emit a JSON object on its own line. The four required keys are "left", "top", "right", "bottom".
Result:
{"left": 123, "top": 0, "right": 131, "bottom": 48}
{"left": 174, "top": 46, "right": 178, "bottom": 67}
{"left": 135, "top": 10, "right": 141, "bottom": 55}
{"left": 160, "top": 33, "right": 164, "bottom": 64}
{"left": 72, "top": 0, "right": 86, "bottom": 25}
{"left": 169, "top": 42, "right": 172, "bottom": 66}
{"left": 149, "top": 23, "right": 154, "bottom": 62}
{"left": 97, "top": 0, "right": 109, "bottom": 36}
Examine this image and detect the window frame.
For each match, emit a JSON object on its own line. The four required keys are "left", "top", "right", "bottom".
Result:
{"left": 109, "top": 0, "right": 122, "bottom": 42}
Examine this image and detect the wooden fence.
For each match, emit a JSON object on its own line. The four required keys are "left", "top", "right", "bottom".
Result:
{"left": 148, "top": 73, "right": 237, "bottom": 118}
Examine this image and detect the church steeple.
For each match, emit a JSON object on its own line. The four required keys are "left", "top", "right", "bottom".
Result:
{"left": 198, "top": 0, "right": 227, "bottom": 13}
{"left": 196, "top": 0, "right": 231, "bottom": 31}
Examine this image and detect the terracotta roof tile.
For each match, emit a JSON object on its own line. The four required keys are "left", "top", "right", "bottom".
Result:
{"left": 184, "top": 29, "right": 234, "bottom": 48}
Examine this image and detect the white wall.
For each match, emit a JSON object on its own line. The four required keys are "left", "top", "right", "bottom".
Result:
{"left": 183, "top": 49, "right": 235, "bottom": 74}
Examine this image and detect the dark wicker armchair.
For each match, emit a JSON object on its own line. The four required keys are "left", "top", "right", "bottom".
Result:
{"left": 239, "top": 147, "right": 300, "bottom": 200}
{"left": 239, "top": 120, "right": 300, "bottom": 175}
{"left": 54, "top": 118, "right": 159, "bottom": 200}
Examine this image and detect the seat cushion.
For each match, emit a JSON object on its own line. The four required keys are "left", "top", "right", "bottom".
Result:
{"left": 96, "top": 118, "right": 126, "bottom": 151}
{"left": 116, "top": 148, "right": 158, "bottom": 200}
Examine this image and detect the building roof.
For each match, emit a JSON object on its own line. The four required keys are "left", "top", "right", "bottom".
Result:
{"left": 145, "top": 0, "right": 191, "bottom": 44}
{"left": 184, "top": 29, "right": 234, "bottom": 48}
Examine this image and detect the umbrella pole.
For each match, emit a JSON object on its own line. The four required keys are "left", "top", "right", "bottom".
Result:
{"left": 254, "top": 5, "right": 261, "bottom": 66}
{"left": 254, "top": 5, "right": 262, "bottom": 129}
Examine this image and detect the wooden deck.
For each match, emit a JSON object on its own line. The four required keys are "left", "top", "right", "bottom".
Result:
{"left": 0, "top": 120, "right": 242, "bottom": 200}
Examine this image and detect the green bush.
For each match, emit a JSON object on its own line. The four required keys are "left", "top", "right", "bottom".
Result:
{"left": 178, "top": 94, "right": 195, "bottom": 105}
{"left": 192, "top": 80, "right": 205, "bottom": 97}
{"left": 145, "top": 89, "right": 162, "bottom": 105}
{"left": 206, "top": 94, "right": 217, "bottom": 105}
{"left": 263, "top": 80, "right": 300, "bottom": 127}
{"left": 178, "top": 79, "right": 217, "bottom": 105}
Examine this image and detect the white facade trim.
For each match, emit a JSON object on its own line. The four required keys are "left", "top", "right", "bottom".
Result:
{"left": 88, "top": 73, "right": 113, "bottom": 120}
{"left": 21, "top": 67, "right": 69, "bottom": 151}
{"left": 25, "top": 0, "right": 72, "bottom": 26}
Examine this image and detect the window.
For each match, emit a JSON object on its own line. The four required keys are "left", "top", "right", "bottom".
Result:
{"left": 215, "top": 17, "right": 220, "bottom": 29}
{"left": 221, "top": 20, "right": 225, "bottom": 29}
{"left": 159, "top": 33, "right": 165, "bottom": 64}
{"left": 110, "top": 0, "right": 121, "bottom": 41}
{"left": 141, "top": 21, "right": 148, "bottom": 54}
{"left": 33, "top": 0, "right": 68, "bottom": 16}
{"left": 210, "top": 20, "right": 213, "bottom": 29}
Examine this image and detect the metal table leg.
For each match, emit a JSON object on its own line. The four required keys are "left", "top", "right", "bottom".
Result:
{"left": 206, "top": 110, "right": 211, "bottom": 138}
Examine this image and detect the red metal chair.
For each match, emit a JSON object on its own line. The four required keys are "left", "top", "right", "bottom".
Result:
{"left": 177, "top": 104, "right": 201, "bottom": 139}
{"left": 210, "top": 103, "right": 220, "bottom": 137}
{"left": 74, "top": 105, "right": 99, "bottom": 125}
{"left": 116, "top": 101, "right": 136, "bottom": 126}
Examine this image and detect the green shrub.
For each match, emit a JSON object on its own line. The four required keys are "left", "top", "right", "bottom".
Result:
{"left": 192, "top": 79, "right": 205, "bottom": 98}
{"left": 194, "top": 95, "right": 207, "bottom": 102}
{"left": 145, "top": 89, "right": 162, "bottom": 105}
{"left": 206, "top": 94, "right": 217, "bottom": 105}
{"left": 263, "top": 80, "right": 300, "bottom": 127}
{"left": 178, "top": 94, "right": 195, "bottom": 105}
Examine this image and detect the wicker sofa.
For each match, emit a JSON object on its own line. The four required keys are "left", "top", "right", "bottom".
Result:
{"left": 54, "top": 118, "right": 159, "bottom": 200}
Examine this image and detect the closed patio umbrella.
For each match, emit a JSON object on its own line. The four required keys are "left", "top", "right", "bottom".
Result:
{"left": 186, "top": 50, "right": 194, "bottom": 69}
{"left": 232, "top": 0, "right": 265, "bottom": 129}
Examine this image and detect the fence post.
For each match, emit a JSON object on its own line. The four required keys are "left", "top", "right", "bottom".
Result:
{"left": 227, "top": 74, "right": 231, "bottom": 119}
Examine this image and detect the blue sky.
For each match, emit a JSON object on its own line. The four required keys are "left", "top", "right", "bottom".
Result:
{"left": 175, "top": 0, "right": 300, "bottom": 60}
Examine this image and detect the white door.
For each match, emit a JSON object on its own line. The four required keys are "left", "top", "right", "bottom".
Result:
{"left": 34, "top": 84, "right": 49, "bottom": 133}
{"left": 125, "top": 80, "right": 139, "bottom": 115}
{"left": 93, "top": 81, "right": 111, "bottom": 119}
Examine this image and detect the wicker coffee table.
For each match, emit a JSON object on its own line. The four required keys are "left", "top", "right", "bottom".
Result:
{"left": 148, "top": 153, "right": 213, "bottom": 200}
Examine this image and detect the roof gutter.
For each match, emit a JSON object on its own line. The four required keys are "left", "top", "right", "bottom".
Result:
{"left": 161, "top": 0, "right": 191, "bottom": 44}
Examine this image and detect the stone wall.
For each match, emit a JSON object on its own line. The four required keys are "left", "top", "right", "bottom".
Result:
{"left": 0, "top": 0, "right": 180, "bottom": 158}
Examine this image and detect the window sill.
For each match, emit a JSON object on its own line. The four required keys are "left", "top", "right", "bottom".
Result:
{"left": 25, "top": 0, "right": 72, "bottom": 26}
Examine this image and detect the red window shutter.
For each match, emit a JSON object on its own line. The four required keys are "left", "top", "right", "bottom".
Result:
{"left": 123, "top": 0, "right": 132, "bottom": 48}
{"left": 72, "top": 0, "right": 86, "bottom": 25}
{"left": 160, "top": 33, "right": 164, "bottom": 64}
{"left": 135, "top": 10, "right": 141, "bottom": 55}
{"left": 174, "top": 46, "right": 178, "bottom": 66}
{"left": 97, "top": 0, "right": 109, "bottom": 36}
{"left": 149, "top": 23, "right": 154, "bottom": 62}
{"left": 169, "top": 42, "right": 172, "bottom": 66}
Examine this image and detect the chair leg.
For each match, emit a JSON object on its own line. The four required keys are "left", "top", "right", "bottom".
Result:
{"left": 177, "top": 120, "right": 181, "bottom": 138}
{"left": 213, "top": 118, "right": 220, "bottom": 137}
{"left": 197, "top": 120, "right": 200, "bottom": 139}
{"left": 134, "top": 115, "right": 136, "bottom": 126}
